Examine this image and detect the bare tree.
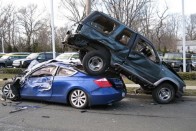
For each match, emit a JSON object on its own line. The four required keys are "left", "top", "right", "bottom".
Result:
{"left": 154, "top": 6, "right": 168, "bottom": 51}
{"left": 102, "top": 0, "right": 150, "bottom": 30}
{"left": 60, "top": 0, "right": 86, "bottom": 23}
{"left": 59, "top": 0, "right": 98, "bottom": 23}
{"left": 17, "top": 4, "right": 46, "bottom": 52}
{"left": 186, "top": 14, "right": 196, "bottom": 40}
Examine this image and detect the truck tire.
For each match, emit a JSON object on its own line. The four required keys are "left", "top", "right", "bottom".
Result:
{"left": 152, "top": 83, "right": 175, "bottom": 104}
{"left": 82, "top": 50, "right": 110, "bottom": 75}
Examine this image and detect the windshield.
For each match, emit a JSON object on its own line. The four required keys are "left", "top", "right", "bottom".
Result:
{"left": 56, "top": 53, "right": 73, "bottom": 60}
{"left": 1, "top": 55, "right": 10, "bottom": 59}
{"left": 26, "top": 53, "right": 39, "bottom": 59}
{"left": 163, "top": 53, "right": 182, "bottom": 60}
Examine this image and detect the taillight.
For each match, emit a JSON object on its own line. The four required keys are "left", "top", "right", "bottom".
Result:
{"left": 94, "top": 78, "right": 112, "bottom": 88}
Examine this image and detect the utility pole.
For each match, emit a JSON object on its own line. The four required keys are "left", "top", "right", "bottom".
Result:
{"left": 182, "top": 0, "right": 186, "bottom": 72}
{"left": 0, "top": 29, "right": 4, "bottom": 53}
{"left": 86, "top": 0, "right": 91, "bottom": 16}
{"left": 50, "top": 0, "right": 56, "bottom": 59}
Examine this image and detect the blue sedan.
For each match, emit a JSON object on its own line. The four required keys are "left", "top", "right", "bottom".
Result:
{"left": 2, "top": 62, "right": 126, "bottom": 109}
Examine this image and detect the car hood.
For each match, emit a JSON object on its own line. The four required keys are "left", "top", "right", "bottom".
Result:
{"left": 0, "top": 58, "right": 6, "bottom": 63}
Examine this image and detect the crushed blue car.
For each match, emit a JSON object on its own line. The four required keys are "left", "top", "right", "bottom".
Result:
{"left": 2, "top": 61, "right": 126, "bottom": 109}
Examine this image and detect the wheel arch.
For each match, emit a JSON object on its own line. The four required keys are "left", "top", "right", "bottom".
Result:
{"left": 154, "top": 78, "right": 178, "bottom": 93}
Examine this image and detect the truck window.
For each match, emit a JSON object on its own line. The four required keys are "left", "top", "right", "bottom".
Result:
{"left": 91, "top": 16, "right": 117, "bottom": 34}
{"left": 133, "top": 38, "right": 156, "bottom": 61}
{"left": 116, "top": 29, "right": 133, "bottom": 45}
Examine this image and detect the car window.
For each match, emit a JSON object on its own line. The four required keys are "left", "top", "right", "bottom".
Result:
{"left": 133, "top": 38, "right": 156, "bottom": 61}
{"left": 37, "top": 54, "right": 45, "bottom": 59}
{"left": 91, "top": 15, "right": 117, "bottom": 35}
{"left": 30, "top": 66, "right": 57, "bottom": 77}
{"left": 116, "top": 29, "right": 133, "bottom": 45}
{"left": 56, "top": 67, "right": 77, "bottom": 76}
{"left": 46, "top": 53, "right": 53, "bottom": 59}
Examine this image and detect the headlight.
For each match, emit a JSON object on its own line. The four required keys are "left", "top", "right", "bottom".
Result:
{"left": 171, "top": 63, "right": 175, "bottom": 67}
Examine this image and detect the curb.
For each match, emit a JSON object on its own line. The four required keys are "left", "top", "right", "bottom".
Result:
{"left": 125, "top": 84, "right": 196, "bottom": 90}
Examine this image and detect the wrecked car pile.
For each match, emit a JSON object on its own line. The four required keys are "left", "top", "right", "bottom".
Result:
{"left": 1, "top": 60, "right": 126, "bottom": 109}
{"left": 62, "top": 11, "right": 186, "bottom": 104}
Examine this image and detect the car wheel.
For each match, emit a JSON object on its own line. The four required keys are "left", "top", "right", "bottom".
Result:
{"left": 152, "top": 83, "right": 175, "bottom": 104}
{"left": 187, "top": 65, "right": 192, "bottom": 72}
{"left": 2, "top": 82, "right": 19, "bottom": 100}
{"left": 69, "top": 89, "right": 88, "bottom": 109}
{"left": 0, "top": 64, "right": 5, "bottom": 68}
{"left": 82, "top": 50, "right": 110, "bottom": 75}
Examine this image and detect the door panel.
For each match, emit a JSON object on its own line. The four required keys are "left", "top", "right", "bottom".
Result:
{"left": 124, "top": 35, "right": 162, "bottom": 83}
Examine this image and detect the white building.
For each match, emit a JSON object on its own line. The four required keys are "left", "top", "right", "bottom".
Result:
{"left": 177, "top": 40, "right": 196, "bottom": 53}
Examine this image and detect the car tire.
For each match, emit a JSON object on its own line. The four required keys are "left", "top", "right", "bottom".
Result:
{"left": 0, "top": 64, "right": 5, "bottom": 68}
{"left": 69, "top": 89, "right": 88, "bottom": 109}
{"left": 187, "top": 65, "right": 192, "bottom": 72}
{"left": 2, "top": 82, "right": 19, "bottom": 101}
{"left": 82, "top": 50, "right": 110, "bottom": 75}
{"left": 152, "top": 83, "right": 175, "bottom": 104}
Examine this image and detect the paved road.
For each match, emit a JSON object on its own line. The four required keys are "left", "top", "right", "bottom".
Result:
{"left": 0, "top": 95, "right": 196, "bottom": 131}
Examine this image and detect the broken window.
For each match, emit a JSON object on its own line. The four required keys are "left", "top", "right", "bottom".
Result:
{"left": 31, "top": 66, "right": 57, "bottom": 77}
{"left": 116, "top": 29, "right": 133, "bottom": 45}
{"left": 56, "top": 68, "right": 77, "bottom": 76}
{"left": 133, "top": 38, "right": 156, "bottom": 61}
{"left": 91, "top": 16, "right": 117, "bottom": 34}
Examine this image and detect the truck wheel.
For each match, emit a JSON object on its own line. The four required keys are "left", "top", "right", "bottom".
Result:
{"left": 82, "top": 50, "right": 110, "bottom": 75}
{"left": 152, "top": 83, "right": 175, "bottom": 104}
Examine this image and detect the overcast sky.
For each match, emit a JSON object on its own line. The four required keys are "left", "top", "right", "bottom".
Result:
{"left": 2, "top": 0, "right": 196, "bottom": 27}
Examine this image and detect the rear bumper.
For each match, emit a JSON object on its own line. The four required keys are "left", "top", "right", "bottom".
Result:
{"left": 90, "top": 88, "right": 126, "bottom": 106}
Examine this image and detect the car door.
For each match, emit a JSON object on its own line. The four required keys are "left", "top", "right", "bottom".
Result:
{"left": 123, "top": 35, "right": 162, "bottom": 84}
{"left": 6, "top": 56, "right": 17, "bottom": 66}
{"left": 20, "top": 65, "right": 57, "bottom": 100}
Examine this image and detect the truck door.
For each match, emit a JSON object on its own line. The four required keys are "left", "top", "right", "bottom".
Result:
{"left": 123, "top": 35, "right": 162, "bottom": 84}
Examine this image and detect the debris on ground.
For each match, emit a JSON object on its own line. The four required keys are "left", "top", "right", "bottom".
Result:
{"left": 9, "top": 107, "right": 28, "bottom": 113}
{"left": 42, "top": 116, "right": 50, "bottom": 118}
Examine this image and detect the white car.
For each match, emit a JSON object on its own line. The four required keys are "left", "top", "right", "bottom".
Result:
{"left": 55, "top": 52, "right": 81, "bottom": 65}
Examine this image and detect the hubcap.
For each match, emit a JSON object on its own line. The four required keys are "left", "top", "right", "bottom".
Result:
{"left": 2, "top": 83, "right": 15, "bottom": 99}
{"left": 88, "top": 56, "right": 103, "bottom": 71}
{"left": 70, "top": 90, "right": 87, "bottom": 108}
{"left": 158, "top": 87, "right": 171, "bottom": 101}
